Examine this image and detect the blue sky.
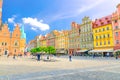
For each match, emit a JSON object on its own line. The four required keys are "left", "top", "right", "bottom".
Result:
{"left": 2, "top": 0, "right": 120, "bottom": 43}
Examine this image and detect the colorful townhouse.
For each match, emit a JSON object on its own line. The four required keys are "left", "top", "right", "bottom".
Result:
{"left": 56, "top": 30, "right": 69, "bottom": 54}
{"left": 55, "top": 31, "right": 60, "bottom": 51}
{"left": 69, "top": 22, "right": 80, "bottom": 55}
{"left": 90, "top": 15, "right": 114, "bottom": 56}
{"left": 79, "top": 16, "right": 93, "bottom": 54}
{"left": 40, "top": 36, "right": 47, "bottom": 47}
{"left": 112, "top": 4, "right": 120, "bottom": 51}
{"left": 35, "top": 35, "right": 42, "bottom": 47}
{"left": 27, "top": 40, "right": 36, "bottom": 51}
{"left": 46, "top": 30, "right": 59, "bottom": 47}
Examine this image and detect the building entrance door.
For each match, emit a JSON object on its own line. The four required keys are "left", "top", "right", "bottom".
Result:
{"left": 4, "top": 50, "right": 7, "bottom": 55}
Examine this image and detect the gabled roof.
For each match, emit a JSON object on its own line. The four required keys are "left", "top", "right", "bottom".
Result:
{"left": 93, "top": 15, "right": 112, "bottom": 28}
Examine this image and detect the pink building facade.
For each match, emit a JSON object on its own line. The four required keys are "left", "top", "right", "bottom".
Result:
{"left": 112, "top": 4, "right": 120, "bottom": 51}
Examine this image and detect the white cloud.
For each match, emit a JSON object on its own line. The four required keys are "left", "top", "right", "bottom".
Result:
{"left": 31, "top": 27, "right": 37, "bottom": 31}
{"left": 8, "top": 15, "right": 17, "bottom": 25}
{"left": 22, "top": 17, "right": 50, "bottom": 31}
{"left": 8, "top": 17, "right": 15, "bottom": 23}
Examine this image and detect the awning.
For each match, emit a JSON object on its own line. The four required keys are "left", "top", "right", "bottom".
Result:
{"left": 76, "top": 50, "right": 88, "bottom": 52}
{"left": 88, "top": 49, "right": 113, "bottom": 53}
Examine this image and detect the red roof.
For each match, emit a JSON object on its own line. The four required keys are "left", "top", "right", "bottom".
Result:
{"left": 93, "top": 15, "right": 112, "bottom": 28}
{"left": 71, "top": 22, "right": 80, "bottom": 29}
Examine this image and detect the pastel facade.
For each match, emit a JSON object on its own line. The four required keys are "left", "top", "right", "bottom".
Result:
{"left": 92, "top": 15, "right": 114, "bottom": 56}
{"left": 79, "top": 16, "right": 93, "bottom": 53}
{"left": 69, "top": 22, "right": 80, "bottom": 55}
{"left": 40, "top": 36, "right": 47, "bottom": 47}
{"left": 35, "top": 35, "right": 42, "bottom": 47}
{"left": 112, "top": 4, "right": 120, "bottom": 51}
{"left": 56, "top": 30, "right": 69, "bottom": 54}
{"left": 0, "top": 24, "right": 26, "bottom": 55}
{"left": 27, "top": 40, "right": 36, "bottom": 51}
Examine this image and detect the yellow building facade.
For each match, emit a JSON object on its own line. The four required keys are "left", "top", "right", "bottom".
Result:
{"left": 92, "top": 15, "right": 114, "bottom": 56}
{"left": 40, "top": 36, "right": 47, "bottom": 47}
{"left": 55, "top": 30, "right": 69, "bottom": 54}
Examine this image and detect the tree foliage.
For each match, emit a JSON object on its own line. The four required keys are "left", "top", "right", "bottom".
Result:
{"left": 30, "top": 46, "right": 56, "bottom": 55}
{"left": 47, "top": 46, "right": 56, "bottom": 55}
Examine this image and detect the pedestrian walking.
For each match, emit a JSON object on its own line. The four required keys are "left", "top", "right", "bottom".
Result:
{"left": 13, "top": 54, "right": 16, "bottom": 59}
{"left": 37, "top": 53, "right": 41, "bottom": 61}
{"left": 115, "top": 53, "right": 118, "bottom": 60}
{"left": 93, "top": 53, "right": 95, "bottom": 58}
{"left": 116, "top": 55, "right": 118, "bottom": 59}
{"left": 69, "top": 54, "right": 72, "bottom": 61}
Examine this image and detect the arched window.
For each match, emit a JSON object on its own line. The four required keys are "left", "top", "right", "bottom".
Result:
{"left": 14, "top": 41, "right": 19, "bottom": 46}
{"left": 15, "top": 42, "right": 17, "bottom": 46}
{"left": 14, "top": 49, "right": 16, "bottom": 52}
{"left": 5, "top": 43, "right": 7, "bottom": 46}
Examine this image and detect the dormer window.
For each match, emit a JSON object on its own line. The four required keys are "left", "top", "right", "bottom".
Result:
{"left": 96, "top": 24, "right": 98, "bottom": 26}
{"left": 115, "top": 20, "right": 117, "bottom": 23}
{"left": 101, "top": 22, "right": 104, "bottom": 25}
{"left": 99, "top": 19, "right": 101, "bottom": 22}
{"left": 107, "top": 21, "right": 110, "bottom": 23}
{"left": 105, "top": 18, "right": 108, "bottom": 20}
{"left": 115, "top": 26, "right": 118, "bottom": 29}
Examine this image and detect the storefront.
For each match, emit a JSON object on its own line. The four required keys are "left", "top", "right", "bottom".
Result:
{"left": 76, "top": 50, "right": 88, "bottom": 56}
{"left": 88, "top": 49, "right": 114, "bottom": 57}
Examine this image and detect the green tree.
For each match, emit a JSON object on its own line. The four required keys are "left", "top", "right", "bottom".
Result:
{"left": 46, "top": 46, "right": 56, "bottom": 55}
{"left": 30, "top": 48, "right": 37, "bottom": 55}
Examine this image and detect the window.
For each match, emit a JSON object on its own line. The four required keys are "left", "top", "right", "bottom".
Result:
{"left": 103, "top": 28, "right": 105, "bottom": 31}
{"left": 115, "top": 26, "right": 118, "bottom": 29}
{"left": 108, "top": 34, "right": 110, "bottom": 38}
{"left": 15, "top": 42, "right": 18, "bottom": 46}
{"left": 100, "top": 36, "right": 101, "bottom": 39}
{"left": 99, "top": 29, "right": 101, "bottom": 32}
{"left": 2, "top": 42, "right": 4, "bottom": 46}
{"left": 95, "top": 30, "right": 97, "bottom": 33}
{"left": 100, "top": 42, "right": 102, "bottom": 45}
{"left": 106, "top": 27, "right": 109, "bottom": 30}
{"left": 115, "top": 20, "right": 117, "bottom": 23}
{"left": 5, "top": 43, "right": 7, "bottom": 46}
{"left": 103, "top": 35, "right": 105, "bottom": 38}
{"left": 14, "top": 49, "right": 16, "bottom": 52}
{"left": 104, "top": 41, "right": 106, "bottom": 45}
{"left": 96, "top": 36, "right": 98, "bottom": 39}
{"left": 108, "top": 41, "right": 110, "bottom": 45}
{"left": 116, "top": 40, "right": 119, "bottom": 44}
{"left": 116, "top": 32, "right": 118, "bottom": 36}
{"left": 96, "top": 42, "right": 98, "bottom": 46}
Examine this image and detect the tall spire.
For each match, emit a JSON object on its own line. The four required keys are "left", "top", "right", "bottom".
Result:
{"left": 20, "top": 25, "right": 26, "bottom": 39}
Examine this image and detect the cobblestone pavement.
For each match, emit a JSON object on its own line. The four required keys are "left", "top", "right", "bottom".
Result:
{"left": 1, "top": 64, "right": 120, "bottom": 80}
{"left": 1, "top": 56, "right": 120, "bottom": 80}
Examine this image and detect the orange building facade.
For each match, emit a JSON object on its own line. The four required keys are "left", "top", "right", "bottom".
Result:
{"left": 0, "top": 24, "right": 26, "bottom": 56}
{"left": 0, "top": 0, "right": 26, "bottom": 56}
